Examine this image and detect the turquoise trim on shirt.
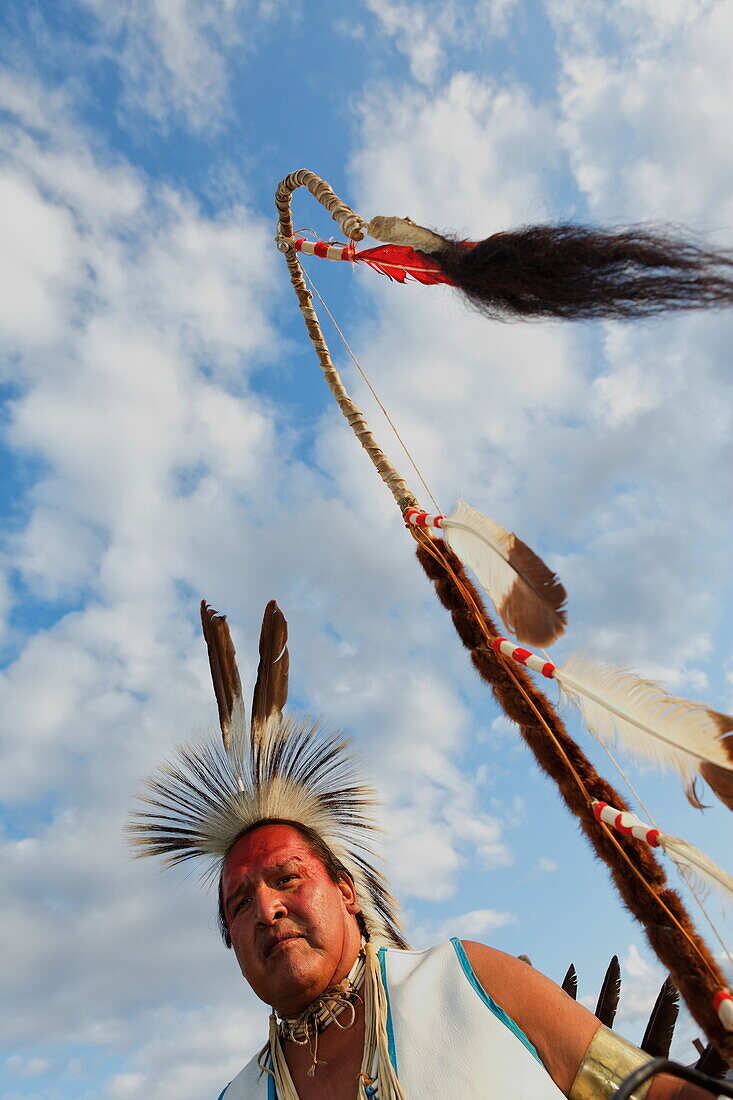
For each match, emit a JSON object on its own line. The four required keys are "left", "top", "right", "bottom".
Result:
{"left": 216, "top": 1088, "right": 228, "bottom": 1100}
{"left": 450, "top": 937, "right": 542, "bottom": 1066}
{"left": 378, "top": 946, "right": 399, "bottom": 1074}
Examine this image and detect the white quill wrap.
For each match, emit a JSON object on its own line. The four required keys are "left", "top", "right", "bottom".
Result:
{"left": 441, "top": 500, "right": 567, "bottom": 648}
{"left": 593, "top": 800, "right": 733, "bottom": 909}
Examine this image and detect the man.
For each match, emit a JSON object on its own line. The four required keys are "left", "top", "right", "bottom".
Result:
{"left": 131, "top": 602, "right": 717, "bottom": 1098}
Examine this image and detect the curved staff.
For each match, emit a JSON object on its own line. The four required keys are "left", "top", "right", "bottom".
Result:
{"left": 274, "top": 169, "right": 733, "bottom": 1063}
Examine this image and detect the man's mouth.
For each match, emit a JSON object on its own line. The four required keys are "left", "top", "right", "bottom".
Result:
{"left": 264, "top": 933, "right": 303, "bottom": 958}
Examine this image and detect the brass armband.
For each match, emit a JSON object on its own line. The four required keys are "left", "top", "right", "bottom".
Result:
{"left": 569, "top": 1025, "right": 654, "bottom": 1100}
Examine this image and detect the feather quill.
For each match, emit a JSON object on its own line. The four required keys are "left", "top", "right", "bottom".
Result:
{"left": 200, "top": 601, "right": 245, "bottom": 751}
{"left": 695, "top": 1041, "right": 730, "bottom": 1080}
{"left": 441, "top": 500, "right": 567, "bottom": 647}
{"left": 561, "top": 963, "right": 578, "bottom": 999}
{"left": 557, "top": 652, "right": 733, "bottom": 809}
{"left": 251, "top": 599, "right": 290, "bottom": 740}
{"left": 659, "top": 835, "right": 733, "bottom": 910}
{"left": 640, "top": 977, "right": 679, "bottom": 1057}
{"left": 594, "top": 955, "right": 621, "bottom": 1027}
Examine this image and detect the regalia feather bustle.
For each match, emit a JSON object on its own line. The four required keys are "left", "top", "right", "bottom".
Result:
{"left": 129, "top": 600, "right": 406, "bottom": 950}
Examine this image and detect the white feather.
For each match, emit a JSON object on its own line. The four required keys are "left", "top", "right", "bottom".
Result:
{"left": 557, "top": 651, "right": 733, "bottom": 784}
{"left": 441, "top": 499, "right": 566, "bottom": 646}
{"left": 660, "top": 834, "right": 733, "bottom": 911}
{"left": 442, "top": 500, "right": 513, "bottom": 602}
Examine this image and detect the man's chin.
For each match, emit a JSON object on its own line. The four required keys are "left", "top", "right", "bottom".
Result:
{"left": 264, "top": 946, "right": 331, "bottom": 1013}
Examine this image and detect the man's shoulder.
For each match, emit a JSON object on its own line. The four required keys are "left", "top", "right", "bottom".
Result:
{"left": 380, "top": 937, "right": 476, "bottom": 990}
{"left": 216, "top": 1049, "right": 269, "bottom": 1100}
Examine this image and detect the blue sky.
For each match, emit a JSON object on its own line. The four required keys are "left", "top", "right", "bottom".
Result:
{"left": 1, "top": 2, "right": 732, "bottom": 1097}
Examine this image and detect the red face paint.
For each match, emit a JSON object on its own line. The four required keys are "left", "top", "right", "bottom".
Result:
{"left": 221, "top": 823, "right": 362, "bottom": 1015}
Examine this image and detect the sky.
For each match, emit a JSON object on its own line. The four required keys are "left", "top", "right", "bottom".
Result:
{"left": 1, "top": 1, "right": 732, "bottom": 1097}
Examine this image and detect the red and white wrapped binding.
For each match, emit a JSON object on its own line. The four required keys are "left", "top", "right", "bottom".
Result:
{"left": 292, "top": 238, "right": 354, "bottom": 262}
{"left": 592, "top": 801, "right": 661, "bottom": 847}
{"left": 404, "top": 508, "right": 444, "bottom": 529}
{"left": 714, "top": 990, "right": 733, "bottom": 1031}
{"left": 489, "top": 637, "right": 556, "bottom": 679}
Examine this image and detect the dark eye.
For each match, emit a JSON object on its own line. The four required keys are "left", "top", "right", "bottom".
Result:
{"left": 278, "top": 874, "right": 297, "bottom": 886}
{"left": 233, "top": 896, "right": 250, "bottom": 916}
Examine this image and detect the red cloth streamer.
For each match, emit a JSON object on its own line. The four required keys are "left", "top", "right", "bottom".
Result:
{"left": 353, "top": 245, "right": 456, "bottom": 286}
{"left": 290, "top": 237, "right": 463, "bottom": 286}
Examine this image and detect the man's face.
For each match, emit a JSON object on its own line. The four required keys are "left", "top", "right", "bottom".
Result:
{"left": 221, "top": 823, "right": 362, "bottom": 1015}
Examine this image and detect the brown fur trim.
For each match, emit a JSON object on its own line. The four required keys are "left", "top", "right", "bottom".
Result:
{"left": 415, "top": 538, "right": 732, "bottom": 1063}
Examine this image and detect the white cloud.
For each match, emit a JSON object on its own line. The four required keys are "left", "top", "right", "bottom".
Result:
{"left": 441, "top": 906, "right": 513, "bottom": 939}
{"left": 550, "top": 0, "right": 733, "bottom": 225}
{"left": 365, "top": 0, "right": 456, "bottom": 86}
{"left": 365, "top": 0, "right": 520, "bottom": 85}
{"left": 77, "top": 0, "right": 283, "bottom": 131}
{"left": 413, "top": 906, "right": 513, "bottom": 945}
{"left": 3, "top": 1056, "right": 51, "bottom": 1079}
{"left": 0, "top": 173, "right": 82, "bottom": 348}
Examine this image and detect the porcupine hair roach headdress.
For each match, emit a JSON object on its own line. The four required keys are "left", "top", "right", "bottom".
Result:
{"left": 129, "top": 599, "right": 407, "bottom": 950}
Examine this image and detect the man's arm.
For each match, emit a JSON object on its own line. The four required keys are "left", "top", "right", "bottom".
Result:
{"left": 462, "top": 941, "right": 712, "bottom": 1099}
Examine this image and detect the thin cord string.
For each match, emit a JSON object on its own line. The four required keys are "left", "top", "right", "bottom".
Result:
{"left": 301, "top": 265, "right": 442, "bottom": 514}
{"left": 597, "top": 741, "right": 733, "bottom": 968}
{"left": 538, "top": 654, "right": 733, "bottom": 966}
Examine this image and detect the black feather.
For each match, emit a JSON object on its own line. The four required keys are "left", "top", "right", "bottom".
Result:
{"left": 694, "top": 1041, "right": 729, "bottom": 1080}
{"left": 561, "top": 964, "right": 578, "bottom": 999}
{"left": 641, "top": 977, "right": 679, "bottom": 1057}
{"left": 595, "top": 955, "right": 621, "bottom": 1027}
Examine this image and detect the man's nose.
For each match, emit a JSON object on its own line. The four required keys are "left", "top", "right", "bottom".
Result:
{"left": 254, "top": 887, "right": 287, "bottom": 925}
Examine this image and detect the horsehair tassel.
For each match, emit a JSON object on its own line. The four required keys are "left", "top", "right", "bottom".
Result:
{"left": 414, "top": 536, "right": 732, "bottom": 1061}
{"left": 489, "top": 636, "right": 733, "bottom": 810}
{"left": 365, "top": 215, "right": 733, "bottom": 322}
{"left": 404, "top": 505, "right": 567, "bottom": 648}
{"left": 592, "top": 801, "right": 733, "bottom": 910}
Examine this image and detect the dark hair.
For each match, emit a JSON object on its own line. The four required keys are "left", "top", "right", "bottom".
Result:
{"left": 217, "top": 818, "right": 366, "bottom": 948}
{"left": 434, "top": 224, "right": 733, "bottom": 321}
